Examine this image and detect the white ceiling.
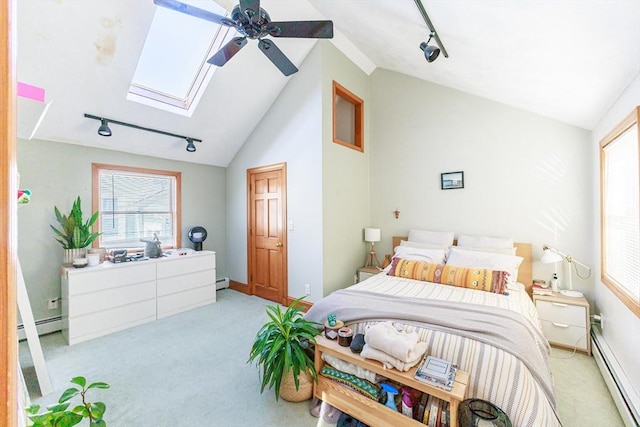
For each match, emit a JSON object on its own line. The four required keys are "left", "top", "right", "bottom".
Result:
{"left": 16, "top": 0, "right": 640, "bottom": 167}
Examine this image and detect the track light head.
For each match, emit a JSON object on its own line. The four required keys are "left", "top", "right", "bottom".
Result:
{"left": 98, "top": 118, "right": 112, "bottom": 137}
{"left": 185, "top": 138, "right": 196, "bottom": 152}
{"left": 419, "top": 41, "right": 440, "bottom": 63}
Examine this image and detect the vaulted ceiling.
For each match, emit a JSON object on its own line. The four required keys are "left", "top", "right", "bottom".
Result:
{"left": 16, "top": 0, "right": 640, "bottom": 166}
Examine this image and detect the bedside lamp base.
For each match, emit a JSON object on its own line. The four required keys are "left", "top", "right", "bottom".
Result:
{"left": 560, "top": 289, "right": 584, "bottom": 298}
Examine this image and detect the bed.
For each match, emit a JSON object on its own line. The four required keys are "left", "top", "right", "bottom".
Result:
{"left": 305, "top": 233, "right": 560, "bottom": 427}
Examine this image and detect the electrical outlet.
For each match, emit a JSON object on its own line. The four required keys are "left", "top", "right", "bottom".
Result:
{"left": 305, "top": 284, "right": 310, "bottom": 295}
{"left": 47, "top": 298, "right": 58, "bottom": 310}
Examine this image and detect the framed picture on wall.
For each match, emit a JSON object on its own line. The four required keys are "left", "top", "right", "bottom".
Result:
{"left": 441, "top": 171, "right": 464, "bottom": 190}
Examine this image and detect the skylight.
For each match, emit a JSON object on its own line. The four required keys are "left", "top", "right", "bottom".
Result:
{"left": 128, "top": 0, "right": 234, "bottom": 117}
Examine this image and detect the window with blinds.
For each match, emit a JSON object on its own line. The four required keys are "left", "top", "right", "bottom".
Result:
{"left": 600, "top": 107, "right": 640, "bottom": 317}
{"left": 92, "top": 164, "right": 181, "bottom": 250}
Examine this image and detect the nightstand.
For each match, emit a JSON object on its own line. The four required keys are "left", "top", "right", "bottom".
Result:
{"left": 357, "top": 266, "right": 381, "bottom": 283}
{"left": 533, "top": 292, "right": 590, "bottom": 355}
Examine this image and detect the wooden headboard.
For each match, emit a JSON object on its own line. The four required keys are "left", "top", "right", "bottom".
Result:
{"left": 391, "top": 236, "right": 533, "bottom": 297}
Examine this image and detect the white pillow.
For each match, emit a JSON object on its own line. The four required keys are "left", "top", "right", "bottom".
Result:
{"left": 408, "top": 229, "right": 455, "bottom": 247}
{"left": 445, "top": 247, "right": 523, "bottom": 283}
{"left": 457, "top": 234, "right": 514, "bottom": 249}
{"left": 393, "top": 245, "right": 447, "bottom": 265}
{"left": 399, "top": 240, "right": 450, "bottom": 250}
{"left": 453, "top": 245, "right": 517, "bottom": 256}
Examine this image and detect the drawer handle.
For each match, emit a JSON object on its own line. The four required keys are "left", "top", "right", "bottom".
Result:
{"left": 552, "top": 322, "right": 570, "bottom": 328}
{"left": 551, "top": 303, "right": 568, "bottom": 307}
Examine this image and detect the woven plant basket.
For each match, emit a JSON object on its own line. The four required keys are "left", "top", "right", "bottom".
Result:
{"left": 279, "top": 368, "right": 313, "bottom": 402}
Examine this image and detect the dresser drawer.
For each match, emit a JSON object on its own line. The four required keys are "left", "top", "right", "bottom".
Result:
{"left": 536, "top": 300, "right": 586, "bottom": 327}
{"left": 540, "top": 320, "right": 588, "bottom": 351}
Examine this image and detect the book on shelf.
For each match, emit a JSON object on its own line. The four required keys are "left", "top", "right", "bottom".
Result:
{"left": 415, "top": 355, "right": 457, "bottom": 391}
{"left": 417, "top": 355, "right": 451, "bottom": 382}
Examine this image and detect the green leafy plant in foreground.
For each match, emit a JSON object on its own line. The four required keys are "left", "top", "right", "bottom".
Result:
{"left": 50, "top": 196, "right": 101, "bottom": 249}
{"left": 26, "top": 376, "right": 109, "bottom": 427}
{"left": 247, "top": 296, "right": 321, "bottom": 400}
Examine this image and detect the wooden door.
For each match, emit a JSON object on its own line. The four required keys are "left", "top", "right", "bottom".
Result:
{"left": 247, "top": 163, "right": 287, "bottom": 305}
{"left": 1, "top": 1, "right": 18, "bottom": 425}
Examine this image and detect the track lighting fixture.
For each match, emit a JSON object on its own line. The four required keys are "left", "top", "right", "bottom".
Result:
{"left": 84, "top": 113, "right": 202, "bottom": 153}
{"left": 414, "top": 0, "right": 449, "bottom": 63}
{"left": 420, "top": 33, "right": 440, "bottom": 63}
{"left": 98, "top": 118, "right": 112, "bottom": 137}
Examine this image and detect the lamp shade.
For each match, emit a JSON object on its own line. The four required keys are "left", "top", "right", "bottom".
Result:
{"left": 541, "top": 249, "right": 563, "bottom": 264}
{"left": 364, "top": 228, "right": 381, "bottom": 243}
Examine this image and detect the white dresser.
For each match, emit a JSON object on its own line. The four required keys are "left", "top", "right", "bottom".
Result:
{"left": 533, "top": 292, "right": 590, "bottom": 355}
{"left": 61, "top": 251, "right": 216, "bottom": 345}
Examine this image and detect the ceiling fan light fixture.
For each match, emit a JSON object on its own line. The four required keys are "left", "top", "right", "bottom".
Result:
{"left": 185, "top": 138, "right": 196, "bottom": 152}
{"left": 419, "top": 41, "right": 440, "bottom": 63}
{"left": 98, "top": 118, "right": 112, "bottom": 137}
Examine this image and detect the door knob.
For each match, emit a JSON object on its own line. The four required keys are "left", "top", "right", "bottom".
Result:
{"left": 275, "top": 242, "right": 283, "bottom": 248}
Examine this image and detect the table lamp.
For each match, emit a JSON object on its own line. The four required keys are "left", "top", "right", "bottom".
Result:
{"left": 364, "top": 227, "right": 381, "bottom": 268}
{"left": 541, "top": 244, "right": 591, "bottom": 297}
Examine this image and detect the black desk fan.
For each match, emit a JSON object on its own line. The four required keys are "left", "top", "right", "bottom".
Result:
{"left": 187, "top": 226, "right": 207, "bottom": 251}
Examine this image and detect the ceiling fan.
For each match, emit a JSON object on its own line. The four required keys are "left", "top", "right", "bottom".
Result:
{"left": 154, "top": 0, "right": 334, "bottom": 76}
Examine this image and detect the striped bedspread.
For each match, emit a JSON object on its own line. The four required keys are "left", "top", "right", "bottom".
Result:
{"left": 320, "top": 273, "right": 560, "bottom": 427}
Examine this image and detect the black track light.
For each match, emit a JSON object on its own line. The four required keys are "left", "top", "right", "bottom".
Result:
{"left": 419, "top": 41, "right": 440, "bottom": 63}
{"left": 98, "top": 118, "right": 112, "bottom": 137}
{"left": 185, "top": 138, "right": 196, "bottom": 152}
{"left": 84, "top": 113, "right": 202, "bottom": 153}
{"left": 414, "top": 0, "right": 449, "bottom": 63}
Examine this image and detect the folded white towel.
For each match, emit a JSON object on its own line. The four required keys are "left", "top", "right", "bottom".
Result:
{"left": 364, "top": 321, "right": 420, "bottom": 362}
{"left": 360, "top": 342, "right": 427, "bottom": 372}
{"left": 321, "top": 353, "right": 383, "bottom": 383}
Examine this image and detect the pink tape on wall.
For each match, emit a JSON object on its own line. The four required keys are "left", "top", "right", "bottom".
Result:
{"left": 17, "top": 82, "right": 45, "bottom": 102}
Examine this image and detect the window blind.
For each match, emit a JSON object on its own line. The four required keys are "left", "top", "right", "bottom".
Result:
{"left": 98, "top": 169, "right": 176, "bottom": 249}
{"left": 603, "top": 125, "right": 639, "bottom": 300}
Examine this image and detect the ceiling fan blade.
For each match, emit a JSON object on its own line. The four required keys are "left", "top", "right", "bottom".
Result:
{"left": 207, "top": 37, "right": 247, "bottom": 66}
{"left": 154, "top": 0, "right": 235, "bottom": 27}
{"left": 258, "top": 39, "right": 298, "bottom": 76}
{"left": 268, "top": 20, "right": 333, "bottom": 38}
{"left": 239, "top": 0, "right": 260, "bottom": 18}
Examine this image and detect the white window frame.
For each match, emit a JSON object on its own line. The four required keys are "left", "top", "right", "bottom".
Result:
{"left": 127, "top": 2, "right": 234, "bottom": 117}
{"left": 600, "top": 106, "right": 640, "bottom": 317}
{"left": 92, "top": 163, "right": 182, "bottom": 251}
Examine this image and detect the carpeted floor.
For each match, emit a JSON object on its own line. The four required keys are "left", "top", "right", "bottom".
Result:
{"left": 19, "top": 289, "right": 623, "bottom": 427}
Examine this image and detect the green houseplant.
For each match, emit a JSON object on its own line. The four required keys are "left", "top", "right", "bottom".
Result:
{"left": 247, "top": 297, "right": 321, "bottom": 401}
{"left": 51, "top": 196, "right": 100, "bottom": 265}
{"left": 25, "top": 376, "right": 109, "bottom": 427}
{"left": 51, "top": 196, "right": 100, "bottom": 249}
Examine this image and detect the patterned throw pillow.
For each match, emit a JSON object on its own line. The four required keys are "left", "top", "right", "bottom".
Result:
{"left": 387, "top": 258, "right": 509, "bottom": 294}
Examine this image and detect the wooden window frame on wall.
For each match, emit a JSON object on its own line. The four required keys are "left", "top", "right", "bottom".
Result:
{"left": 599, "top": 106, "right": 640, "bottom": 318}
{"left": 92, "top": 163, "right": 182, "bottom": 250}
{"left": 332, "top": 80, "right": 364, "bottom": 152}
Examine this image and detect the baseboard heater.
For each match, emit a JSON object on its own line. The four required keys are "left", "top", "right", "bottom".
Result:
{"left": 591, "top": 326, "right": 640, "bottom": 427}
{"left": 17, "top": 315, "right": 62, "bottom": 340}
{"left": 216, "top": 277, "right": 229, "bottom": 290}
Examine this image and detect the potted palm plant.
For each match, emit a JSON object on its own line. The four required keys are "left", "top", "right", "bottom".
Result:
{"left": 51, "top": 196, "right": 101, "bottom": 265}
{"left": 248, "top": 297, "right": 321, "bottom": 402}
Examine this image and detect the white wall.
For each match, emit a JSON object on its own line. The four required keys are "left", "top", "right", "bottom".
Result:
{"left": 225, "top": 45, "right": 324, "bottom": 301}
{"left": 17, "top": 138, "right": 226, "bottom": 322}
{"left": 368, "top": 69, "right": 593, "bottom": 294}
{"left": 321, "top": 42, "right": 371, "bottom": 296}
{"left": 590, "top": 72, "right": 640, "bottom": 398}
